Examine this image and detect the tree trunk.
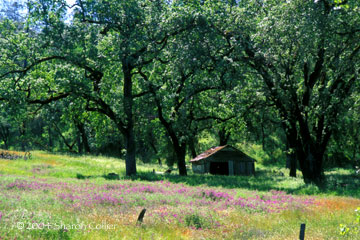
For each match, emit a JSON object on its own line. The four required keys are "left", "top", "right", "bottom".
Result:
{"left": 295, "top": 112, "right": 327, "bottom": 184}
{"left": 288, "top": 152, "right": 297, "bottom": 177}
{"left": 82, "top": 134, "right": 91, "bottom": 154}
{"left": 77, "top": 135, "right": 82, "bottom": 154}
{"left": 123, "top": 62, "right": 136, "bottom": 176}
{"left": 175, "top": 143, "right": 187, "bottom": 176}
{"left": 125, "top": 128, "right": 136, "bottom": 175}
{"left": 76, "top": 122, "right": 90, "bottom": 153}
{"left": 285, "top": 138, "right": 297, "bottom": 178}
{"left": 150, "top": 79, "right": 186, "bottom": 176}
{"left": 149, "top": 139, "right": 162, "bottom": 166}
{"left": 284, "top": 123, "right": 298, "bottom": 177}
{"left": 188, "top": 137, "right": 197, "bottom": 158}
{"left": 261, "top": 121, "right": 266, "bottom": 151}
{"left": 0, "top": 125, "right": 10, "bottom": 150}
{"left": 3, "top": 140, "right": 8, "bottom": 150}
{"left": 219, "top": 127, "right": 230, "bottom": 146}
{"left": 20, "top": 122, "right": 26, "bottom": 151}
{"left": 297, "top": 144, "right": 324, "bottom": 184}
{"left": 48, "top": 127, "right": 53, "bottom": 150}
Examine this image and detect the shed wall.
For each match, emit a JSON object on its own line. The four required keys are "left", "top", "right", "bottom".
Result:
{"left": 192, "top": 163, "right": 205, "bottom": 174}
{"left": 191, "top": 147, "right": 255, "bottom": 176}
{"left": 234, "top": 161, "right": 254, "bottom": 175}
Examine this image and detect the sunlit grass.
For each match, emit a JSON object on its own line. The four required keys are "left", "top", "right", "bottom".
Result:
{"left": 0, "top": 150, "right": 359, "bottom": 239}
{"left": 1, "top": 150, "right": 358, "bottom": 197}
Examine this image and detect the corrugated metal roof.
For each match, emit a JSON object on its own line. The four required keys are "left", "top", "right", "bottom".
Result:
{"left": 190, "top": 145, "right": 228, "bottom": 162}
{"left": 190, "top": 145, "right": 256, "bottom": 162}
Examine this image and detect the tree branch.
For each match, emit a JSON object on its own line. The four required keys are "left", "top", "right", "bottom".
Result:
{"left": 28, "top": 93, "right": 70, "bottom": 105}
{"left": 193, "top": 115, "right": 235, "bottom": 122}
{"left": 84, "top": 95, "right": 127, "bottom": 135}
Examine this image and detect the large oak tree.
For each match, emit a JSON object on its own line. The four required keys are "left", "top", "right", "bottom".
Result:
{"left": 227, "top": 0, "right": 360, "bottom": 183}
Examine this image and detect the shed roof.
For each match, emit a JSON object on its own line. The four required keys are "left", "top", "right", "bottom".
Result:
{"left": 190, "top": 145, "right": 255, "bottom": 162}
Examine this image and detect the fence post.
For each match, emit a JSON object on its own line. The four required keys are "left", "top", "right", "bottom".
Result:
{"left": 136, "top": 208, "right": 146, "bottom": 225}
{"left": 299, "top": 223, "right": 306, "bottom": 240}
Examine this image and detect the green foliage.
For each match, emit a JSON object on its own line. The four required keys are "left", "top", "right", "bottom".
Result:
{"left": 184, "top": 213, "right": 205, "bottom": 229}
{"left": 0, "top": 0, "right": 359, "bottom": 182}
{"left": 237, "top": 142, "right": 272, "bottom": 165}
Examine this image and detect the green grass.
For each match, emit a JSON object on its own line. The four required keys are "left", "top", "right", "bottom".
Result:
{"left": 0, "top": 150, "right": 359, "bottom": 239}
{"left": 1, "top": 150, "right": 359, "bottom": 204}
{"left": 1, "top": 151, "right": 358, "bottom": 197}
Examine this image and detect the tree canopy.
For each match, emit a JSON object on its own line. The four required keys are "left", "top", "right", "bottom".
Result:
{"left": 0, "top": 0, "right": 359, "bottom": 184}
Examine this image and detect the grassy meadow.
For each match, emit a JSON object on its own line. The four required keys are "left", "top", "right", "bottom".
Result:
{"left": 0, "top": 150, "right": 359, "bottom": 239}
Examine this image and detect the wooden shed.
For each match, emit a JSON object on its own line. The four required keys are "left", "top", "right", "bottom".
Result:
{"left": 190, "top": 145, "right": 255, "bottom": 176}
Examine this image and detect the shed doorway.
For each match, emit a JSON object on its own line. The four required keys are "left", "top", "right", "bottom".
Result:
{"left": 209, "top": 162, "right": 229, "bottom": 175}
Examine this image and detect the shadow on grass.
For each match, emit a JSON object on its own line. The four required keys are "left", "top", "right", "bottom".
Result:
{"left": 128, "top": 169, "right": 296, "bottom": 192}
{"left": 130, "top": 170, "right": 360, "bottom": 198}
{"left": 319, "top": 172, "right": 360, "bottom": 198}
{"left": 75, "top": 169, "right": 360, "bottom": 198}
{"left": 76, "top": 172, "right": 120, "bottom": 180}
